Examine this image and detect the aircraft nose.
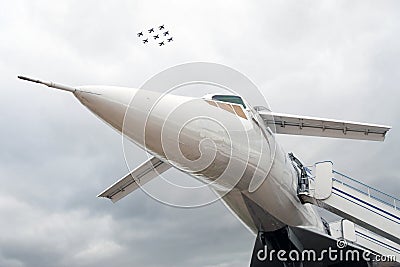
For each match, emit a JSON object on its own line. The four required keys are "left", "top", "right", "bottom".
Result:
{"left": 74, "top": 86, "right": 137, "bottom": 132}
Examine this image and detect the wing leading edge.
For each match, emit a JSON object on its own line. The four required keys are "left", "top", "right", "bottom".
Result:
{"left": 98, "top": 156, "right": 171, "bottom": 203}
{"left": 258, "top": 111, "right": 391, "bottom": 141}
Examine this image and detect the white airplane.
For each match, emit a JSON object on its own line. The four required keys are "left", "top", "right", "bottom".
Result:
{"left": 18, "top": 75, "right": 399, "bottom": 266}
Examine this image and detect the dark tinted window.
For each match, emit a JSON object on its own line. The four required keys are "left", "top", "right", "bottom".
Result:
{"left": 211, "top": 95, "right": 246, "bottom": 108}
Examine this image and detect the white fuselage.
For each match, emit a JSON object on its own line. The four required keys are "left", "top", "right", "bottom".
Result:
{"left": 74, "top": 86, "right": 324, "bottom": 234}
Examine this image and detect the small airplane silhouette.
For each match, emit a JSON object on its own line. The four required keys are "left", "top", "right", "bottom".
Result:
{"left": 158, "top": 25, "right": 165, "bottom": 30}
{"left": 167, "top": 37, "right": 173, "bottom": 42}
{"left": 163, "top": 31, "right": 169, "bottom": 36}
{"left": 143, "top": 38, "right": 148, "bottom": 44}
{"left": 137, "top": 32, "right": 143, "bottom": 37}
{"left": 159, "top": 41, "right": 165, "bottom": 46}
{"left": 153, "top": 35, "right": 159, "bottom": 40}
{"left": 148, "top": 28, "right": 154, "bottom": 33}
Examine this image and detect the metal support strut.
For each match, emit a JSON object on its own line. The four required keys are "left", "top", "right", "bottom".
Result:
{"left": 288, "top": 153, "right": 309, "bottom": 200}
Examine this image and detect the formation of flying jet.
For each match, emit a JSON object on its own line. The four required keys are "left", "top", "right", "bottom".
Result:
{"left": 18, "top": 74, "right": 399, "bottom": 267}
{"left": 137, "top": 25, "right": 173, "bottom": 46}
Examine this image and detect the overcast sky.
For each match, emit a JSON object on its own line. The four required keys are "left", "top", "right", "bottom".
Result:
{"left": 1, "top": 1, "right": 399, "bottom": 266}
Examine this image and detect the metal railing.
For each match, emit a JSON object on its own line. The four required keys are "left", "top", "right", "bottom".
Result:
{"left": 332, "top": 170, "right": 399, "bottom": 211}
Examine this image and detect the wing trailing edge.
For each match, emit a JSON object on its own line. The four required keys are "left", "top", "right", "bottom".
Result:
{"left": 258, "top": 111, "right": 391, "bottom": 141}
{"left": 98, "top": 156, "right": 171, "bottom": 203}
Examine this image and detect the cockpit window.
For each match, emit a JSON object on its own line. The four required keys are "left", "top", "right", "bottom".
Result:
{"left": 205, "top": 98, "right": 247, "bottom": 120}
{"left": 211, "top": 95, "right": 246, "bottom": 109}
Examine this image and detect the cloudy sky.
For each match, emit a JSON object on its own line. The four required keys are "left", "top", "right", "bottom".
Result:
{"left": 1, "top": 1, "right": 399, "bottom": 266}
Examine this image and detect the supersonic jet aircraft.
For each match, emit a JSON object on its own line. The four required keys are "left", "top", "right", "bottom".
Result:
{"left": 18, "top": 75, "right": 399, "bottom": 267}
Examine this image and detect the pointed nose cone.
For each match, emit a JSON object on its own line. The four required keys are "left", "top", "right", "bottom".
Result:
{"left": 74, "top": 86, "right": 137, "bottom": 132}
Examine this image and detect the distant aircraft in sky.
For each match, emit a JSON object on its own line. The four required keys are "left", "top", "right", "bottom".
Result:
{"left": 17, "top": 74, "right": 399, "bottom": 267}
{"left": 138, "top": 25, "right": 173, "bottom": 47}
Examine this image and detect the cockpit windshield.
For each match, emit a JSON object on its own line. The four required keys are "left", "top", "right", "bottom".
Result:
{"left": 211, "top": 95, "right": 246, "bottom": 109}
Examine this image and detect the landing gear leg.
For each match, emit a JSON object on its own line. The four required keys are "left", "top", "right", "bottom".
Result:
{"left": 250, "top": 229, "right": 304, "bottom": 267}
